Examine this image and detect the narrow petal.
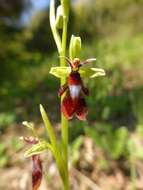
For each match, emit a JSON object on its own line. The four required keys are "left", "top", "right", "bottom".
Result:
{"left": 61, "top": 94, "right": 74, "bottom": 119}
{"left": 58, "top": 83, "right": 68, "bottom": 96}
{"left": 81, "top": 58, "right": 96, "bottom": 65}
{"left": 75, "top": 97, "right": 88, "bottom": 120}
{"left": 90, "top": 68, "right": 105, "bottom": 78}
{"left": 32, "top": 155, "right": 42, "bottom": 190}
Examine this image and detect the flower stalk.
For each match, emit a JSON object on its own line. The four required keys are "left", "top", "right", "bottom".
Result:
{"left": 60, "top": 4, "right": 69, "bottom": 190}
{"left": 50, "top": 0, "right": 69, "bottom": 189}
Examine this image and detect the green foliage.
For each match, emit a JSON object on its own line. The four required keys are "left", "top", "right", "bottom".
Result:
{"left": 0, "top": 0, "right": 143, "bottom": 129}
{"left": 85, "top": 123, "right": 128, "bottom": 160}
{"left": 0, "top": 143, "right": 9, "bottom": 167}
{"left": 0, "top": 0, "right": 143, "bottom": 172}
{"left": 131, "top": 89, "right": 143, "bottom": 133}
{"left": 127, "top": 132, "right": 143, "bottom": 161}
{"left": 0, "top": 1, "right": 143, "bottom": 189}
{"left": 79, "top": 33, "right": 143, "bottom": 126}
{"left": 70, "top": 136, "right": 83, "bottom": 164}
{"left": 72, "top": 0, "right": 143, "bottom": 40}
{"left": 69, "top": 121, "right": 85, "bottom": 142}
{"left": 11, "top": 137, "right": 23, "bottom": 152}
{"left": 0, "top": 113, "right": 16, "bottom": 131}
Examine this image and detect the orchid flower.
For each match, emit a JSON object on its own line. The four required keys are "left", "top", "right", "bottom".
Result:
{"left": 50, "top": 57, "right": 105, "bottom": 120}
{"left": 20, "top": 136, "right": 42, "bottom": 190}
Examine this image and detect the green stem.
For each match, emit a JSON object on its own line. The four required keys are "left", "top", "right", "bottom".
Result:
{"left": 59, "top": 16, "right": 69, "bottom": 190}
{"left": 50, "top": 0, "right": 69, "bottom": 188}
{"left": 60, "top": 16, "right": 68, "bottom": 152}
{"left": 63, "top": 179, "right": 69, "bottom": 190}
{"left": 61, "top": 17, "right": 68, "bottom": 59}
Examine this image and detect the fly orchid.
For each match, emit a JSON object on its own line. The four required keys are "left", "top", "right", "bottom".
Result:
{"left": 50, "top": 57, "right": 106, "bottom": 120}
{"left": 20, "top": 136, "right": 42, "bottom": 190}
{"left": 21, "top": 1, "right": 105, "bottom": 189}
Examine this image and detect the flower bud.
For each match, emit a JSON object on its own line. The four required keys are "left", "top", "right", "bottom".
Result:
{"left": 21, "top": 136, "right": 42, "bottom": 190}
{"left": 69, "top": 35, "right": 82, "bottom": 60}
{"left": 61, "top": 0, "right": 69, "bottom": 18}
{"left": 32, "top": 155, "right": 42, "bottom": 190}
{"left": 55, "top": 5, "right": 63, "bottom": 29}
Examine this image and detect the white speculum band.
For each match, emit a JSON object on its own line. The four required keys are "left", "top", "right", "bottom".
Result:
{"left": 69, "top": 85, "right": 81, "bottom": 98}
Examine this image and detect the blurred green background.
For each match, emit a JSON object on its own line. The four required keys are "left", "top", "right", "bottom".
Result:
{"left": 0, "top": 0, "right": 143, "bottom": 188}
{"left": 0, "top": 0, "right": 143, "bottom": 128}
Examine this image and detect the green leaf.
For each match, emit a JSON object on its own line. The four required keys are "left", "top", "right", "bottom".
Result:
{"left": 50, "top": 66, "right": 105, "bottom": 79}
{"left": 40, "top": 105, "right": 67, "bottom": 182}
{"left": 40, "top": 104, "right": 57, "bottom": 148}
{"left": 24, "top": 141, "right": 52, "bottom": 157}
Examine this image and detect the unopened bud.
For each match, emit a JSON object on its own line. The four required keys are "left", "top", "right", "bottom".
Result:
{"left": 55, "top": 5, "right": 63, "bottom": 29}
{"left": 61, "top": 0, "right": 69, "bottom": 18}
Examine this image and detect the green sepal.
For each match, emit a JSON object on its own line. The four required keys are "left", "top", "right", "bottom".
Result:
{"left": 50, "top": 66, "right": 105, "bottom": 79}
{"left": 24, "top": 141, "right": 52, "bottom": 157}
{"left": 69, "top": 35, "right": 81, "bottom": 60}
{"left": 50, "top": 66, "right": 70, "bottom": 78}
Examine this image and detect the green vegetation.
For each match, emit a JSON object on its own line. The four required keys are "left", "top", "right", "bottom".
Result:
{"left": 0, "top": 0, "right": 143, "bottom": 189}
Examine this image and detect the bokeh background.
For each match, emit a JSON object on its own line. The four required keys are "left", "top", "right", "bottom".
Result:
{"left": 0, "top": 0, "right": 143, "bottom": 189}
